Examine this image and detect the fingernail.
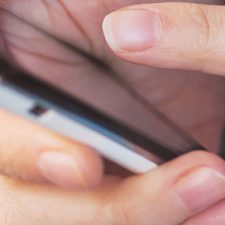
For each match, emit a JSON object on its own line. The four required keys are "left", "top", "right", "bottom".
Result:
{"left": 103, "top": 9, "right": 162, "bottom": 52}
{"left": 37, "top": 152, "right": 87, "bottom": 189}
{"left": 175, "top": 167, "right": 225, "bottom": 213}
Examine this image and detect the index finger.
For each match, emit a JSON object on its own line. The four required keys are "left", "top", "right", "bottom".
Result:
{"left": 103, "top": 3, "right": 225, "bottom": 76}
{"left": 0, "top": 110, "right": 103, "bottom": 189}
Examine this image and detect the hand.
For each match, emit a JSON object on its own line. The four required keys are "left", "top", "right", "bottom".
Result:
{"left": 102, "top": 2, "right": 225, "bottom": 224}
{"left": 0, "top": 0, "right": 224, "bottom": 152}
{"left": 0, "top": 110, "right": 103, "bottom": 188}
{"left": 0, "top": 152, "right": 225, "bottom": 225}
{"left": 0, "top": 1, "right": 224, "bottom": 225}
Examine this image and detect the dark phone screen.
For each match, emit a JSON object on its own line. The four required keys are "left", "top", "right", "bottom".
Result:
{"left": 0, "top": 5, "right": 224, "bottom": 154}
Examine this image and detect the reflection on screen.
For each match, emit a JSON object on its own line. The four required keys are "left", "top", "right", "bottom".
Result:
{"left": 0, "top": 6, "right": 205, "bottom": 153}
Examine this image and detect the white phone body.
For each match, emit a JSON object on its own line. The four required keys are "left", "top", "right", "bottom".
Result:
{"left": 0, "top": 61, "right": 204, "bottom": 174}
{"left": 0, "top": 79, "right": 159, "bottom": 173}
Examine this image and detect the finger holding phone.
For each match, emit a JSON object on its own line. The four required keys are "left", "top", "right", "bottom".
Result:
{"left": 0, "top": 1, "right": 224, "bottom": 225}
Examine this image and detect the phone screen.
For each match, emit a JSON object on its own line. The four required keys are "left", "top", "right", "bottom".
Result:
{"left": 0, "top": 6, "right": 208, "bottom": 157}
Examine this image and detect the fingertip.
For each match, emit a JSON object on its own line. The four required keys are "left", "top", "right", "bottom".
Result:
{"left": 103, "top": 13, "right": 120, "bottom": 51}
{"left": 103, "top": 3, "right": 225, "bottom": 75}
{"left": 37, "top": 146, "right": 104, "bottom": 190}
{"left": 77, "top": 146, "right": 104, "bottom": 188}
{"left": 113, "top": 151, "right": 225, "bottom": 225}
{"left": 0, "top": 110, "right": 104, "bottom": 189}
{"left": 103, "top": 8, "right": 162, "bottom": 52}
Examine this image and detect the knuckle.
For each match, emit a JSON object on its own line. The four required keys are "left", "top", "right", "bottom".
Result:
{"left": 110, "top": 201, "right": 135, "bottom": 225}
{"left": 188, "top": 4, "right": 225, "bottom": 50}
{"left": 188, "top": 4, "right": 211, "bottom": 49}
{"left": 99, "top": 193, "right": 139, "bottom": 225}
{"left": 186, "top": 4, "right": 225, "bottom": 72}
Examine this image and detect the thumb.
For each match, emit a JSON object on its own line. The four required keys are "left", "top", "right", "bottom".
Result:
{"left": 0, "top": 110, "right": 103, "bottom": 189}
{"left": 103, "top": 3, "right": 225, "bottom": 76}
{"left": 112, "top": 151, "right": 225, "bottom": 225}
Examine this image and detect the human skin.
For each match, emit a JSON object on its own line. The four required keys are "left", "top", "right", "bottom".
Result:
{"left": 0, "top": 0, "right": 224, "bottom": 224}
{"left": 0, "top": 0, "right": 224, "bottom": 151}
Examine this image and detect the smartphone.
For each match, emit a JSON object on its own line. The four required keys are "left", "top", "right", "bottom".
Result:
{"left": 0, "top": 57, "right": 205, "bottom": 174}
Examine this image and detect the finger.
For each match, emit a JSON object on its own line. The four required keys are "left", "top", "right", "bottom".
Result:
{"left": 184, "top": 199, "right": 225, "bottom": 225}
{"left": 110, "top": 151, "right": 225, "bottom": 225}
{"left": 103, "top": 3, "right": 225, "bottom": 76}
{"left": 0, "top": 109, "right": 103, "bottom": 189}
{"left": 1, "top": 151, "right": 225, "bottom": 225}
{"left": 0, "top": 175, "right": 106, "bottom": 225}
